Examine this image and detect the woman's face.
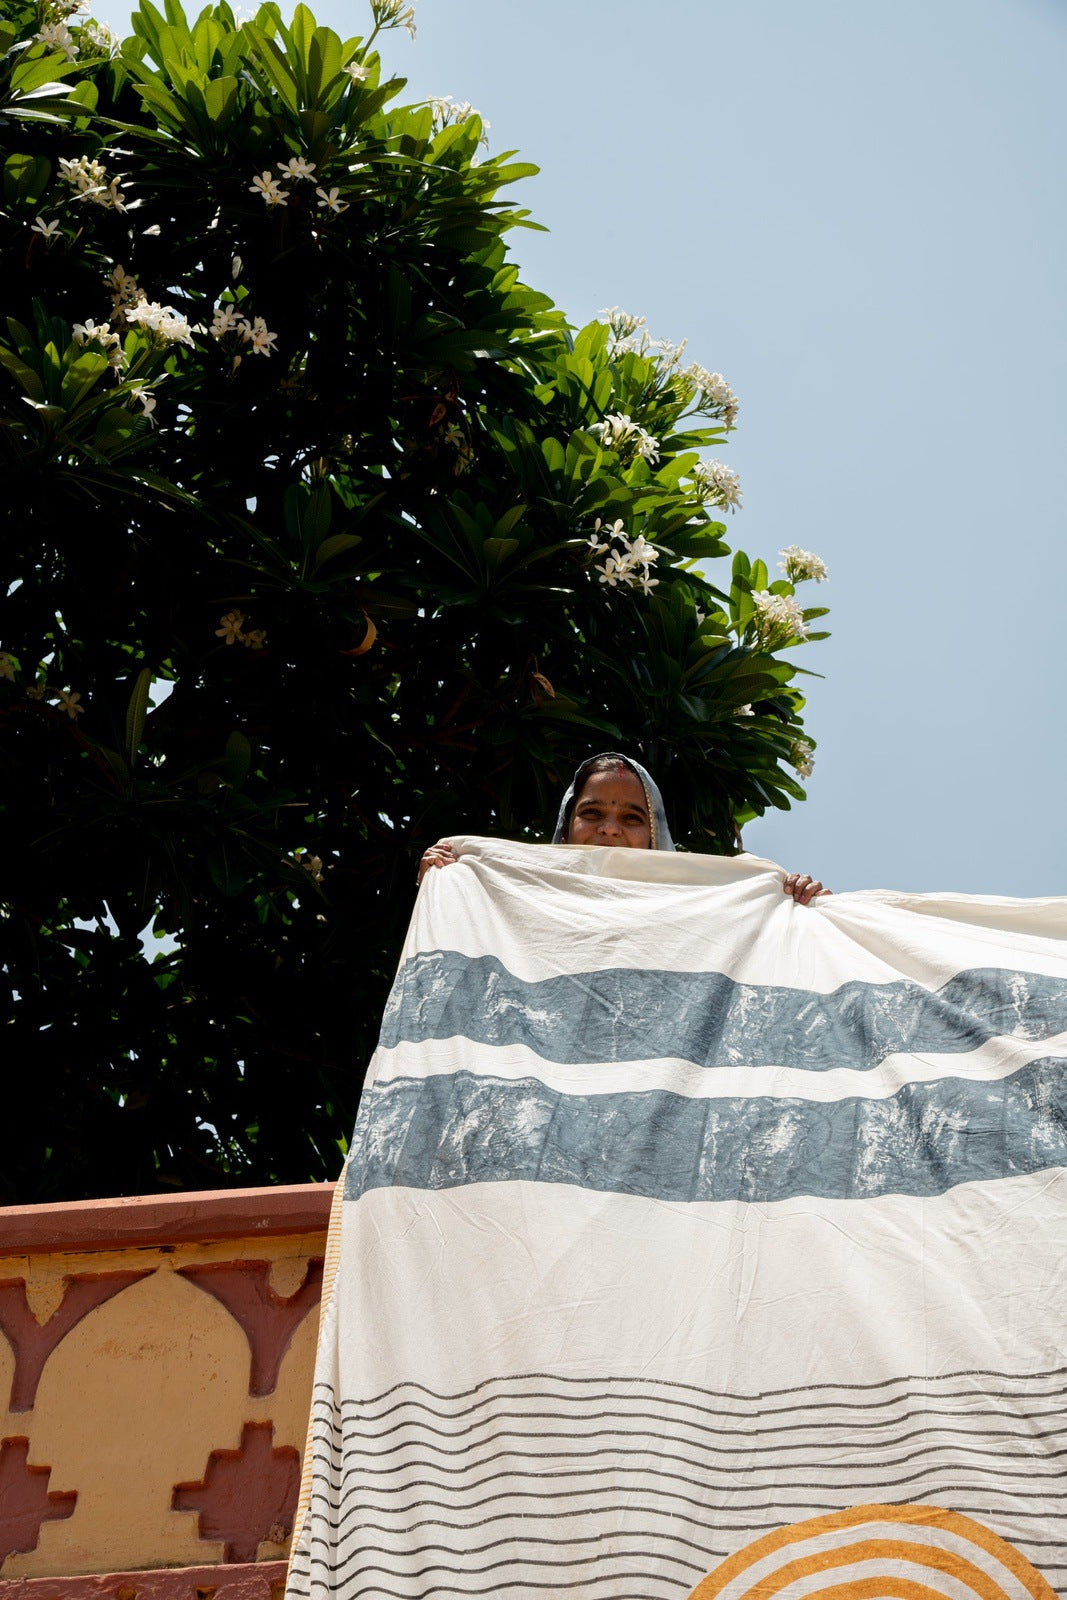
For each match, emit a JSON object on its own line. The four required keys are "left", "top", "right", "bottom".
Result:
{"left": 566, "top": 767, "right": 652, "bottom": 849}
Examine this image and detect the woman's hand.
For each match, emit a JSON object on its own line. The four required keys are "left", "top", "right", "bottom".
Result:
{"left": 782, "top": 872, "right": 832, "bottom": 905}
{"left": 417, "top": 840, "right": 458, "bottom": 887}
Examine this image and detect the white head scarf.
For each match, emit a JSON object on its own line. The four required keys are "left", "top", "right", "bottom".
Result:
{"left": 551, "top": 752, "right": 675, "bottom": 851}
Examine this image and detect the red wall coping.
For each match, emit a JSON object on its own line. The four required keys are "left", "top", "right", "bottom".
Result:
{"left": 0, "top": 1559, "right": 288, "bottom": 1600}
{"left": 0, "top": 1183, "right": 335, "bottom": 1257}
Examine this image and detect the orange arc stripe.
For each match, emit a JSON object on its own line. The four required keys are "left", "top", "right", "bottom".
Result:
{"left": 802, "top": 1581, "right": 959, "bottom": 1600}
{"left": 686, "top": 1504, "right": 1058, "bottom": 1600}
{"left": 732, "top": 1537, "right": 1011, "bottom": 1600}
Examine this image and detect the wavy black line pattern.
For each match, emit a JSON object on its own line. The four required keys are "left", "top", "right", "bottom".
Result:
{"left": 285, "top": 1373, "right": 1067, "bottom": 1599}
{"left": 313, "top": 1363, "right": 1067, "bottom": 1409}
{"left": 312, "top": 1395, "right": 1067, "bottom": 1438}
{"left": 310, "top": 1401, "right": 1067, "bottom": 1452}
{"left": 380, "top": 951, "right": 1067, "bottom": 1071}
{"left": 346, "top": 1058, "right": 1067, "bottom": 1204}
{"left": 300, "top": 1471, "right": 1067, "bottom": 1523}
{"left": 317, "top": 1429, "right": 1067, "bottom": 1478}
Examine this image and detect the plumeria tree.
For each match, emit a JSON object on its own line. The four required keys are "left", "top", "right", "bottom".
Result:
{"left": 0, "top": 0, "right": 829, "bottom": 1201}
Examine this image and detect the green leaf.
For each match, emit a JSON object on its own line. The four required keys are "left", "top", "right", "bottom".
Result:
{"left": 244, "top": 23, "right": 300, "bottom": 111}
{"left": 125, "top": 668, "right": 152, "bottom": 766}
{"left": 0, "top": 345, "right": 46, "bottom": 403}
{"left": 482, "top": 536, "right": 519, "bottom": 568}
{"left": 61, "top": 349, "right": 110, "bottom": 410}
{"left": 3, "top": 153, "right": 51, "bottom": 210}
{"left": 312, "top": 532, "right": 362, "bottom": 571}
{"left": 10, "top": 50, "right": 82, "bottom": 94}
{"left": 492, "top": 504, "right": 527, "bottom": 539}
{"left": 223, "top": 731, "right": 251, "bottom": 786}
{"left": 202, "top": 73, "right": 239, "bottom": 124}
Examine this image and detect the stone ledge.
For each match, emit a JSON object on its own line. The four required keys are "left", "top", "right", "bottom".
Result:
{"left": 0, "top": 1560, "right": 288, "bottom": 1600}
{"left": 0, "top": 1186, "right": 334, "bottom": 1257}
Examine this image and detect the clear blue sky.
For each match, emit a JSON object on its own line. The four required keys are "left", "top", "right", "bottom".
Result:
{"left": 98, "top": 0, "right": 1067, "bottom": 895}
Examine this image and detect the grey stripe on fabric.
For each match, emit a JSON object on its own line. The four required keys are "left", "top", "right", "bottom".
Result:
{"left": 379, "top": 952, "right": 1067, "bottom": 1071}
{"left": 346, "top": 1059, "right": 1067, "bottom": 1204}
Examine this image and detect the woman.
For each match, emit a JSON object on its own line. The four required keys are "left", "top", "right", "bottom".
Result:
{"left": 418, "top": 751, "right": 830, "bottom": 903}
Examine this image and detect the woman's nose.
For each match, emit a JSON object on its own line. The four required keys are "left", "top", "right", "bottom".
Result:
{"left": 598, "top": 816, "right": 622, "bottom": 836}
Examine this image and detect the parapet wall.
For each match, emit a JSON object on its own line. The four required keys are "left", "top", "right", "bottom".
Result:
{"left": 0, "top": 1184, "right": 334, "bottom": 1600}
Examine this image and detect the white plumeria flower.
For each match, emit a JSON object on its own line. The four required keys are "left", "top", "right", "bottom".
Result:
{"left": 586, "top": 520, "right": 612, "bottom": 557}
{"left": 296, "top": 850, "right": 324, "bottom": 881}
{"left": 240, "top": 315, "right": 277, "bottom": 356}
{"left": 35, "top": 21, "right": 78, "bottom": 59}
{"left": 648, "top": 335, "right": 688, "bottom": 372}
{"left": 315, "top": 186, "right": 349, "bottom": 214}
{"left": 790, "top": 737, "right": 815, "bottom": 779}
{"left": 596, "top": 556, "right": 624, "bottom": 587}
{"left": 428, "top": 96, "right": 489, "bottom": 144}
{"left": 372, "top": 0, "right": 416, "bottom": 38}
{"left": 142, "top": 223, "right": 161, "bottom": 236}
{"left": 633, "top": 429, "right": 660, "bottom": 465}
{"left": 625, "top": 533, "right": 660, "bottom": 566}
{"left": 211, "top": 303, "right": 241, "bottom": 337}
{"left": 128, "top": 384, "right": 157, "bottom": 423}
{"left": 232, "top": 255, "right": 243, "bottom": 280}
{"left": 684, "top": 363, "right": 739, "bottom": 427}
{"left": 109, "top": 265, "right": 140, "bottom": 310}
{"left": 215, "top": 610, "right": 245, "bottom": 645}
{"left": 590, "top": 412, "right": 635, "bottom": 450}
{"left": 778, "top": 545, "right": 829, "bottom": 583}
{"left": 72, "top": 319, "right": 122, "bottom": 365}
{"left": 345, "top": 60, "right": 370, "bottom": 80}
{"left": 737, "top": 704, "right": 754, "bottom": 717}
{"left": 751, "top": 590, "right": 809, "bottom": 647}
{"left": 82, "top": 18, "right": 119, "bottom": 54}
{"left": 590, "top": 412, "right": 661, "bottom": 467}
{"left": 58, "top": 154, "right": 107, "bottom": 194}
{"left": 250, "top": 171, "right": 288, "bottom": 206}
{"left": 691, "top": 458, "right": 742, "bottom": 511}
{"left": 589, "top": 521, "right": 663, "bottom": 598}
{"left": 429, "top": 95, "right": 472, "bottom": 125}
{"left": 58, "top": 153, "right": 126, "bottom": 209}
{"left": 89, "top": 178, "right": 127, "bottom": 212}
{"left": 31, "top": 216, "right": 61, "bottom": 240}
{"left": 278, "top": 155, "right": 316, "bottom": 180}
{"left": 600, "top": 307, "right": 647, "bottom": 342}
{"left": 57, "top": 688, "right": 84, "bottom": 719}
{"left": 125, "top": 297, "right": 194, "bottom": 346}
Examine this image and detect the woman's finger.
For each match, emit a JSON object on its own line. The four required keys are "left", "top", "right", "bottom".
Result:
{"left": 783, "top": 871, "right": 832, "bottom": 904}
{"left": 417, "top": 842, "right": 457, "bottom": 886}
{"left": 798, "top": 878, "right": 829, "bottom": 904}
